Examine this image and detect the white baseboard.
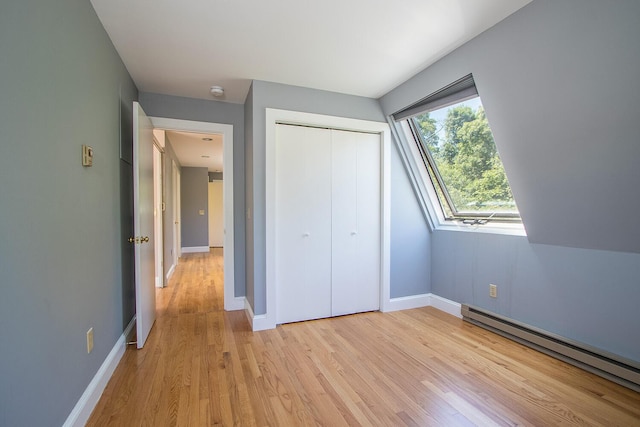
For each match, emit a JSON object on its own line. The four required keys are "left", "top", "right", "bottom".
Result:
{"left": 384, "top": 293, "right": 432, "bottom": 312}
{"left": 225, "top": 296, "right": 245, "bottom": 311}
{"left": 181, "top": 246, "right": 209, "bottom": 253}
{"left": 63, "top": 317, "right": 135, "bottom": 427}
{"left": 249, "top": 293, "right": 461, "bottom": 331}
{"left": 166, "top": 264, "right": 175, "bottom": 282}
{"left": 244, "top": 298, "right": 273, "bottom": 331}
{"left": 429, "top": 294, "right": 462, "bottom": 318}
{"left": 382, "top": 293, "right": 462, "bottom": 318}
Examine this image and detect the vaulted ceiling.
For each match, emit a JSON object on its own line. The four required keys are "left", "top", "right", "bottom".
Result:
{"left": 90, "top": 0, "right": 531, "bottom": 104}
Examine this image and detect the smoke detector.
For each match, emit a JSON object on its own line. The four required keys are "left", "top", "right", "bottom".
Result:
{"left": 210, "top": 85, "right": 224, "bottom": 97}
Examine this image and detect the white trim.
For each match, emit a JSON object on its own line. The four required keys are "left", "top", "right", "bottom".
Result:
{"left": 383, "top": 293, "right": 432, "bottom": 312}
{"left": 265, "top": 109, "right": 391, "bottom": 331}
{"left": 181, "top": 246, "right": 210, "bottom": 253}
{"left": 429, "top": 294, "right": 462, "bottom": 318}
{"left": 388, "top": 119, "right": 436, "bottom": 231}
{"left": 165, "top": 263, "right": 176, "bottom": 282}
{"left": 243, "top": 298, "right": 271, "bottom": 331}
{"left": 228, "top": 296, "right": 245, "bottom": 311}
{"left": 150, "top": 117, "right": 236, "bottom": 311}
{"left": 382, "top": 293, "right": 462, "bottom": 318}
{"left": 63, "top": 317, "right": 136, "bottom": 427}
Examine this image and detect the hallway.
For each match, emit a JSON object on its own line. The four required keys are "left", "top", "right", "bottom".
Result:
{"left": 87, "top": 249, "right": 640, "bottom": 426}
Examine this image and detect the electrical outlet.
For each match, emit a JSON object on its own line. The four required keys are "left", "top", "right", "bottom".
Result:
{"left": 87, "top": 328, "right": 94, "bottom": 354}
{"left": 489, "top": 284, "right": 497, "bottom": 298}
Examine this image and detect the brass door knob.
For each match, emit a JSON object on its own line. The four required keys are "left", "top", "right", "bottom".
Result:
{"left": 128, "top": 237, "right": 136, "bottom": 243}
{"left": 142, "top": 236, "right": 150, "bottom": 243}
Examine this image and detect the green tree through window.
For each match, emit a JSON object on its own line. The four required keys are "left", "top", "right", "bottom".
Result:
{"left": 411, "top": 99, "right": 518, "bottom": 220}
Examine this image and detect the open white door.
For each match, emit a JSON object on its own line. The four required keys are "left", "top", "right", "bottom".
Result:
{"left": 133, "top": 101, "right": 156, "bottom": 349}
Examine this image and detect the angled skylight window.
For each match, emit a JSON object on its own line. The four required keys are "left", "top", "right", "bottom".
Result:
{"left": 394, "top": 74, "right": 519, "bottom": 224}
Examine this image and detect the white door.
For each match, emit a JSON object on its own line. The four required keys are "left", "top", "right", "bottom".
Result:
{"left": 133, "top": 102, "right": 156, "bottom": 349}
{"left": 331, "top": 130, "right": 381, "bottom": 316}
{"left": 208, "top": 181, "right": 224, "bottom": 247}
{"left": 276, "top": 124, "right": 332, "bottom": 324}
{"left": 275, "top": 125, "right": 381, "bottom": 324}
{"left": 172, "top": 161, "right": 181, "bottom": 265}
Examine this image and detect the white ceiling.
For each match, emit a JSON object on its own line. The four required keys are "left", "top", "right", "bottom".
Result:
{"left": 90, "top": 0, "right": 531, "bottom": 104}
{"left": 93, "top": 0, "right": 530, "bottom": 170}
{"left": 165, "top": 131, "right": 224, "bottom": 172}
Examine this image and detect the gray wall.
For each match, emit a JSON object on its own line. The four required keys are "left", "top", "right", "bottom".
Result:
{"left": 432, "top": 231, "right": 640, "bottom": 361}
{"left": 180, "top": 167, "right": 209, "bottom": 248}
{"left": 209, "top": 171, "right": 223, "bottom": 181}
{"left": 390, "top": 142, "right": 431, "bottom": 298}
{"left": 139, "top": 92, "right": 246, "bottom": 297}
{"left": 244, "top": 84, "right": 255, "bottom": 309}
{"left": 379, "top": 0, "right": 640, "bottom": 361}
{"left": 246, "top": 80, "right": 388, "bottom": 314}
{"left": 0, "top": 0, "right": 138, "bottom": 425}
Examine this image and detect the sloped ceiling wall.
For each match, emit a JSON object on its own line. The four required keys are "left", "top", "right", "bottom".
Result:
{"left": 380, "top": 0, "right": 640, "bottom": 253}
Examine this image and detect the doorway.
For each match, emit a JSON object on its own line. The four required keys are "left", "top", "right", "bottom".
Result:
{"left": 149, "top": 117, "right": 240, "bottom": 311}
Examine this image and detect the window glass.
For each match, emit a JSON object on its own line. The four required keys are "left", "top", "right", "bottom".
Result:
{"left": 408, "top": 96, "right": 519, "bottom": 222}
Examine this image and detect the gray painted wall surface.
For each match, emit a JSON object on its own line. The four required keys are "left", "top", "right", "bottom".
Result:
{"left": 380, "top": 0, "right": 640, "bottom": 254}
{"left": 390, "top": 142, "right": 431, "bottom": 298}
{"left": 180, "top": 167, "right": 209, "bottom": 247}
{"left": 380, "top": 0, "right": 640, "bottom": 361}
{"left": 139, "top": 92, "right": 246, "bottom": 297}
{"left": 431, "top": 231, "right": 640, "bottom": 362}
{"left": 244, "top": 84, "right": 255, "bottom": 310}
{"left": 208, "top": 171, "right": 223, "bottom": 181}
{"left": 0, "top": 0, "right": 138, "bottom": 425}
{"left": 246, "top": 80, "right": 388, "bottom": 314}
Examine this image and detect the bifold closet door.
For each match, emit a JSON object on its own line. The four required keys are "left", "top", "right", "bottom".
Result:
{"left": 331, "top": 130, "right": 381, "bottom": 316}
{"left": 275, "top": 124, "right": 332, "bottom": 324}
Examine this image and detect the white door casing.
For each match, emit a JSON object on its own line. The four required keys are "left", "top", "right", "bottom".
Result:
{"left": 133, "top": 101, "right": 156, "bottom": 349}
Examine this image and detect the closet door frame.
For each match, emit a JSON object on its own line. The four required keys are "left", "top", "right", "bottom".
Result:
{"left": 264, "top": 108, "right": 391, "bottom": 331}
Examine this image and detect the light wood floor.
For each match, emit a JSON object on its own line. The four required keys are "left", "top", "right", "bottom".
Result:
{"left": 87, "top": 249, "right": 640, "bottom": 426}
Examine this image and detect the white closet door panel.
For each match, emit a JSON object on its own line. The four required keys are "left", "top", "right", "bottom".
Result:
{"left": 331, "top": 130, "right": 358, "bottom": 316}
{"left": 355, "top": 131, "right": 381, "bottom": 312}
{"left": 275, "top": 125, "right": 332, "bottom": 324}
{"left": 331, "top": 130, "right": 381, "bottom": 316}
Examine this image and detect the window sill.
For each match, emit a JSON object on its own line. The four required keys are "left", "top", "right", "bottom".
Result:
{"left": 435, "top": 221, "right": 527, "bottom": 237}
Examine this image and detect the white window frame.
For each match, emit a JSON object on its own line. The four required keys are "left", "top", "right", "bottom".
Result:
{"left": 393, "top": 119, "right": 526, "bottom": 236}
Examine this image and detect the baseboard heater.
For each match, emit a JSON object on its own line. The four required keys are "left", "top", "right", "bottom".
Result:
{"left": 461, "top": 304, "right": 640, "bottom": 392}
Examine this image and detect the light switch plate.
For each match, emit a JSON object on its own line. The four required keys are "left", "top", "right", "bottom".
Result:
{"left": 87, "top": 327, "right": 94, "bottom": 353}
{"left": 82, "top": 145, "right": 93, "bottom": 167}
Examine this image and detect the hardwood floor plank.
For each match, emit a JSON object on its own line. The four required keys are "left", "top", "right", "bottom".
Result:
{"left": 87, "top": 249, "right": 640, "bottom": 426}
